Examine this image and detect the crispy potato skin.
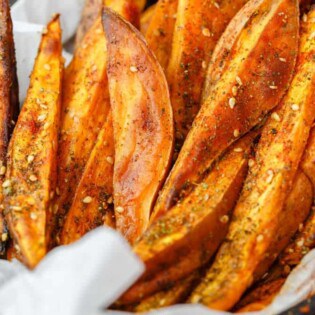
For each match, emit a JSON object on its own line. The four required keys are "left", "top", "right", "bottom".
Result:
{"left": 75, "top": 0, "right": 143, "bottom": 48}
{"left": 103, "top": 8, "right": 174, "bottom": 244}
{"left": 50, "top": 0, "right": 141, "bottom": 247}
{"left": 60, "top": 113, "right": 115, "bottom": 244}
{"left": 167, "top": 0, "right": 249, "bottom": 150}
{"left": 4, "top": 16, "right": 62, "bottom": 268}
{"left": 0, "top": 0, "right": 19, "bottom": 255}
{"left": 124, "top": 272, "right": 199, "bottom": 312}
{"left": 119, "top": 132, "right": 256, "bottom": 304}
{"left": 235, "top": 278, "right": 285, "bottom": 312}
{"left": 188, "top": 6, "right": 315, "bottom": 310}
{"left": 49, "top": 17, "right": 109, "bottom": 246}
{"left": 145, "top": 0, "right": 178, "bottom": 70}
{"left": 253, "top": 170, "right": 313, "bottom": 280}
{"left": 140, "top": 4, "right": 156, "bottom": 35}
{"left": 152, "top": 0, "right": 299, "bottom": 221}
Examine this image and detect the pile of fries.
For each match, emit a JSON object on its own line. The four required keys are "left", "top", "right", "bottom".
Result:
{"left": 0, "top": 0, "right": 315, "bottom": 312}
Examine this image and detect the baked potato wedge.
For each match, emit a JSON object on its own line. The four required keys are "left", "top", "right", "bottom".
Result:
{"left": 145, "top": 0, "right": 178, "bottom": 70}
{"left": 167, "top": 0, "right": 249, "bottom": 150}
{"left": 188, "top": 7, "right": 315, "bottom": 309}
{"left": 0, "top": 0, "right": 19, "bottom": 255}
{"left": 4, "top": 16, "right": 62, "bottom": 268}
{"left": 60, "top": 112, "right": 115, "bottom": 245}
{"left": 119, "top": 131, "right": 257, "bottom": 304}
{"left": 152, "top": 0, "right": 299, "bottom": 221}
{"left": 103, "top": 8, "right": 174, "bottom": 244}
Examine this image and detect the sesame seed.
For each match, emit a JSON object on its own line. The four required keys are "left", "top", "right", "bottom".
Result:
{"left": 38, "top": 114, "right": 47, "bottom": 122}
{"left": 236, "top": 76, "right": 242, "bottom": 85}
{"left": 56, "top": 187, "right": 60, "bottom": 195}
{"left": 279, "top": 57, "right": 286, "bottom": 62}
{"left": 27, "top": 155, "right": 35, "bottom": 163}
{"left": 43, "top": 122, "right": 50, "bottom": 130}
{"left": 204, "top": 194, "right": 209, "bottom": 201}
{"left": 106, "top": 156, "right": 114, "bottom": 164}
{"left": 53, "top": 204, "right": 59, "bottom": 214}
{"left": 220, "top": 215, "right": 229, "bottom": 223}
{"left": 44, "top": 64, "right": 51, "bottom": 71}
{"left": 107, "top": 196, "right": 113, "bottom": 204}
{"left": 29, "top": 175, "right": 37, "bottom": 182}
{"left": 30, "top": 212, "right": 37, "bottom": 220}
{"left": 248, "top": 159, "right": 255, "bottom": 167}
{"left": 1, "top": 233, "right": 7, "bottom": 242}
{"left": 232, "top": 86, "right": 238, "bottom": 96}
{"left": 82, "top": 196, "right": 92, "bottom": 204}
{"left": 50, "top": 191, "right": 54, "bottom": 199}
{"left": 266, "top": 170, "right": 274, "bottom": 183}
{"left": 202, "top": 27, "right": 211, "bottom": 37}
{"left": 202, "top": 60, "right": 207, "bottom": 69}
{"left": 229, "top": 97, "right": 236, "bottom": 109}
{"left": 302, "top": 14, "right": 307, "bottom": 22}
{"left": 14, "top": 243, "right": 20, "bottom": 252}
{"left": 269, "top": 85, "right": 278, "bottom": 90}
{"left": 214, "top": 2, "right": 220, "bottom": 8}
{"left": 2, "top": 180, "right": 11, "bottom": 188}
{"left": 96, "top": 28, "right": 102, "bottom": 34}
{"left": 257, "top": 234, "right": 264, "bottom": 242}
{"left": 271, "top": 112, "right": 281, "bottom": 122}
{"left": 310, "top": 31, "right": 315, "bottom": 40}
{"left": 299, "top": 223, "right": 304, "bottom": 232}
{"left": 11, "top": 205, "right": 22, "bottom": 211}
{"left": 297, "top": 239, "right": 304, "bottom": 247}
{"left": 116, "top": 206, "right": 124, "bottom": 213}
{"left": 130, "top": 66, "right": 138, "bottom": 73}
{"left": 42, "top": 27, "right": 48, "bottom": 35}
{"left": 234, "top": 147, "right": 243, "bottom": 152}
{"left": 233, "top": 129, "right": 240, "bottom": 137}
{"left": 0, "top": 166, "right": 6, "bottom": 175}
{"left": 40, "top": 104, "right": 48, "bottom": 109}
{"left": 291, "top": 104, "right": 299, "bottom": 111}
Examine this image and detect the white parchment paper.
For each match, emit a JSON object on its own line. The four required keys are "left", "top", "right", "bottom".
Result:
{"left": 2, "top": 0, "right": 314, "bottom": 314}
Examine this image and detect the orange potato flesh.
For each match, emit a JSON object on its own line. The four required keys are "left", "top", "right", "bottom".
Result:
{"left": 140, "top": 4, "right": 156, "bottom": 35}
{"left": 152, "top": 0, "right": 299, "bottom": 222}
{"left": 145, "top": 0, "right": 178, "bottom": 70}
{"left": 167, "top": 0, "right": 249, "bottom": 151}
{"left": 103, "top": 8, "right": 174, "bottom": 244}
{"left": 60, "top": 112, "right": 115, "bottom": 245}
{"left": 189, "top": 6, "right": 315, "bottom": 310}
{"left": 119, "top": 131, "right": 257, "bottom": 304}
{"left": 0, "top": 0, "right": 19, "bottom": 255}
{"left": 4, "top": 16, "right": 62, "bottom": 268}
{"left": 50, "top": 1, "right": 140, "bottom": 246}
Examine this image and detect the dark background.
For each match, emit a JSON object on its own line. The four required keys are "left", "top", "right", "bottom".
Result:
{"left": 7, "top": 0, "right": 315, "bottom": 314}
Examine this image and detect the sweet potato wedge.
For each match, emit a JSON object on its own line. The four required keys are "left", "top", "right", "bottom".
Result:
{"left": 152, "top": 0, "right": 299, "bottom": 221}
{"left": 130, "top": 272, "right": 199, "bottom": 312}
{"left": 119, "top": 131, "right": 257, "bottom": 304}
{"left": 60, "top": 112, "right": 115, "bottom": 245}
{"left": 253, "top": 170, "right": 313, "bottom": 280}
{"left": 103, "top": 8, "right": 174, "bottom": 244}
{"left": 167, "top": 0, "right": 249, "bottom": 150}
{"left": 188, "top": 7, "right": 315, "bottom": 309}
{"left": 145, "top": 0, "right": 178, "bottom": 70}
{"left": 140, "top": 4, "right": 156, "bottom": 35}
{"left": 4, "top": 16, "right": 62, "bottom": 268}
{"left": 75, "top": 0, "right": 143, "bottom": 48}
{"left": 0, "top": 0, "right": 19, "bottom": 255}
{"left": 50, "top": 1, "right": 141, "bottom": 246}
{"left": 49, "top": 16, "right": 109, "bottom": 246}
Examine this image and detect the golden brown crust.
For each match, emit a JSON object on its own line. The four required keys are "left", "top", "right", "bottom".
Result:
{"left": 152, "top": 0, "right": 300, "bottom": 222}
{"left": 103, "top": 8, "right": 174, "bottom": 244}
{"left": 4, "top": 16, "right": 63, "bottom": 268}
